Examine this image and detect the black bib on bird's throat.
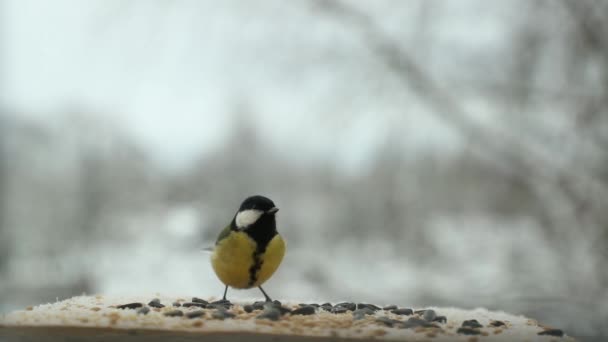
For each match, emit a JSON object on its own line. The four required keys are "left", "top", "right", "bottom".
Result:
{"left": 242, "top": 214, "right": 277, "bottom": 254}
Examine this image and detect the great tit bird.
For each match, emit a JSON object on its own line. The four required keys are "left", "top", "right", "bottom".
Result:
{"left": 211, "top": 195, "right": 285, "bottom": 302}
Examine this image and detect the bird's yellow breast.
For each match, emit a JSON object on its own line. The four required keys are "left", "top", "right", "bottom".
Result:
{"left": 211, "top": 231, "right": 285, "bottom": 289}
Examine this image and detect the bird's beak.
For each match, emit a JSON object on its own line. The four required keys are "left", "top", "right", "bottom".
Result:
{"left": 267, "top": 207, "right": 279, "bottom": 214}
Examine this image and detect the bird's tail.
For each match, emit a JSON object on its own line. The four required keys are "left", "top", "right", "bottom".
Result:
{"left": 201, "top": 246, "right": 214, "bottom": 254}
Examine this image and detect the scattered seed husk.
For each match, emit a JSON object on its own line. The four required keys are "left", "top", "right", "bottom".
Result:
{"left": 490, "top": 320, "right": 505, "bottom": 327}
{"left": 320, "top": 303, "right": 333, "bottom": 311}
{"left": 401, "top": 317, "right": 438, "bottom": 329}
{"left": 291, "top": 306, "right": 316, "bottom": 316}
{"left": 136, "top": 307, "right": 150, "bottom": 315}
{"left": 191, "top": 297, "right": 208, "bottom": 304}
{"left": 212, "top": 309, "right": 235, "bottom": 320}
{"left": 376, "top": 316, "right": 402, "bottom": 327}
{"left": 252, "top": 301, "right": 266, "bottom": 311}
{"left": 538, "top": 329, "right": 564, "bottom": 337}
{"left": 352, "top": 308, "right": 375, "bottom": 320}
{"left": 422, "top": 309, "right": 437, "bottom": 322}
{"left": 256, "top": 307, "right": 281, "bottom": 321}
{"left": 331, "top": 306, "right": 349, "bottom": 314}
{"left": 335, "top": 302, "right": 356, "bottom": 311}
{"left": 182, "top": 302, "right": 206, "bottom": 308}
{"left": 462, "top": 319, "right": 483, "bottom": 329}
{"left": 357, "top": 303, "right": 381, "bottom": 311}
{"left": 433, "top": 315, "right": 447, "bottom": 323}
{"left": 116, "top": 303, "right": 143, "bottom": 310}
{"left": 210, "top": 299, "right": 232, "bottom": 307}
{"left": 148, "top": 299, "right": 164, "bottom": 308}
{"left": 186, "top": 310, "right": 206, "bottom": 319}
{"left": 457, "top": 327, "right": 481, "bottom": 335}
{"left": 262, "top": 301, "right": 288, "bottom": 314}
{"left": 391, "top": 308, "right": 413, "bottom": 316}
{"left": 163, "top": 310, "right": 184, "bottom": 317}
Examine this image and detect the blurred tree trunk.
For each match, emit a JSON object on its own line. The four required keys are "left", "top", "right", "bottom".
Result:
{"left": 77, "top": 155, "right": 104, "bottom": 239}
{"left": 0, "top": 1, "right": 8, "bottom": 273}
{"left": 0, "top": 115, "right": 9, "bottom": 273}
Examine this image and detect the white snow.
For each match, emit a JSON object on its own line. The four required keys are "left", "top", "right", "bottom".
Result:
{"left": 0, "top": 295, "right": 575, "bottom": 341}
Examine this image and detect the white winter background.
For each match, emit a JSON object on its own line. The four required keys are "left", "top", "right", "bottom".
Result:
{"left": 1, "top": 1, "right": 607, "bottom": 340}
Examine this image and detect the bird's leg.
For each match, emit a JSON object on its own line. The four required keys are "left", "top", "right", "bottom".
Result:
{"left": 222, "top": 285, "right": 229, "bottom": 301}
{"left": 258, "top": 286, "right": 272, "bottom": 302}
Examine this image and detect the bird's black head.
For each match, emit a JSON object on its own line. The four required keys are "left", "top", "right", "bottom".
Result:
{"left": 239, "top": 195, "right": 276, "bottom": 213}
{"left": 233, "top": 195, "right": 279, "bottom": 230}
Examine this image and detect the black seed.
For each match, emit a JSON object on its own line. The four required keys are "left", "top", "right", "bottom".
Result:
{"left": 291, "top": 306, "right": 316, "bottom": 316}
{"left": 262, "top": 301, "right": 290, "bottom": 315}
{"left": 182, "top": 302, "right": 206, "bottom": 308}
{"left": 382, "top": 305, "right": 397, "bottom": 311}
{"left": 212, "top": 309, "right": 235, "bottom": 320}
{"left": 208, "top": 303, "right": 231, "bottom": 310}
{"left": 457, "top": 327, "right": 481, "bottom": 335}
{"left": 136, "top": 306, "right": 150, "bottom": 315}
{"left": 462, "top": 319, "right": 483, "bottom": 329}
{"left": 357, "top": 303, "right": 381, "bottom": 311}
{"left": 257, "top": 308, "right": 281, "bottom": 321}
{"left": 490, "top": 320, "right": 505, "bottom": 327}
{"left": 538, "top": 329, "right": 564, "bottom": 337}
{"left": 335, "top": 302, "right": 356, "bottom": 311}
{"left": 211, "top": 299, "right": 232, "bottom": 307}
{"left": 353, "top": 308, "right": 374, "bottom": 320}
{"left": 414, "top": 309, "right": 426, "bottom": 315}
{"left": 376, "top": 316, "right": 401, "bottom": 327}
{"left": 243, "top": 305, "right": 254, "bottom": 313}
{"left": 277, "top": 306, "right": 292, "bottom": 315}
{"left": 207, "top": 299, "right": 231, "bottom": 309}
{"left": 148, "top": 299, "right": 165, "bottom": 308}
{"left": 423, "top": 309, "right": 437, "bottom": 322}
{"left": 117, "top": 303, "right": 143, "bottom": 310}
{"left": 300, "top": 303, "right": 319, "bottom": 308}
{"left": 433, "top": 316, "right": 447, "bottom": 324}
{"left": 172, "top": 302, "right": 181, "bottom": 307}
{"left": 192, "top": 297, "right": 209, "bottom": 304}
{"left": 401, "top": 317, "right": 438, "bottom": 329}
{"left": 252, "top": 301, "right": 266, "bottom": 311}
{"left": 331, "top": 306, "right": 349, "bottom": 314}
{"left": 273, "top": 304, "right": 291, "bottom": 315}
{"left": 391, "top": 308, "right": 413, "bottom": 316}
{"left": 186, "top": 310, "right": 206, "bottom": 319}
{"left": 164, "top": 310, "right": 183, "bottom": 317}
{"left": 320, "top": 303, "right": 333, "bottom": 311}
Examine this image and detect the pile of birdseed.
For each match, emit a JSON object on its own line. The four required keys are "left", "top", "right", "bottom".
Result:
{"left": 0, "top": 295, "right": 574, "bottom": 341}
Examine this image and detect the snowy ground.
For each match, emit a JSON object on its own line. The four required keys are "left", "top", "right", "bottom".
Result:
{"left": 0, "top": 295, "right": 574, "bottom": 341}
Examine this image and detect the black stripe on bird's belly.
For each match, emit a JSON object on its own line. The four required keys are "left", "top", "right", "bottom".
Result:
{"left": 245, "top": 214, "right": 277, "bottom": 287}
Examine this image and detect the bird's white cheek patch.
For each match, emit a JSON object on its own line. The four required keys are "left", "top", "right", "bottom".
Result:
{"left": 235, "top": 209, "right": 263, "bottom": 228}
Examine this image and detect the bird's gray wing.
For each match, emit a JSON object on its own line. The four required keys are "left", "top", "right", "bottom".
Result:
{"left": 215, "top": 224, "right": 232, "bottom": 245}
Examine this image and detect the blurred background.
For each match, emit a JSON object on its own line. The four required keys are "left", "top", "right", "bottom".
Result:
{"left": 1, "top": 0, "right": 607, "bottom": 339}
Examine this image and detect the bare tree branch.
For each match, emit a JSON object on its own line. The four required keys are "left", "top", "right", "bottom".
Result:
{"left": 314, "top": 0, "right": 608, "bottom": 228}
